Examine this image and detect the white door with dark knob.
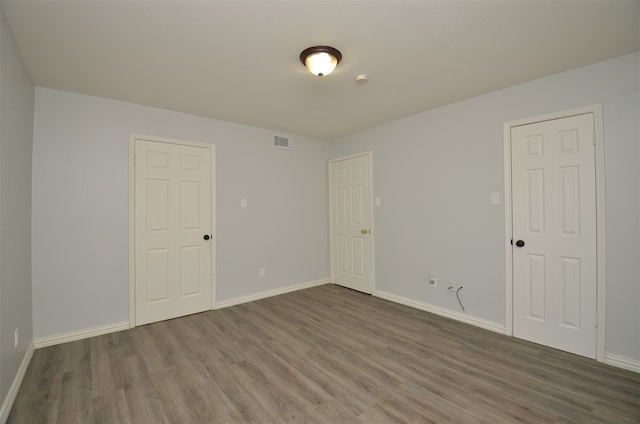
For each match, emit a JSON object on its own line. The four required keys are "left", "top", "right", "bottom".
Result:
{"left": 134, "top": 136, "right": 215, "bottom": 325}
{"left": 511, "top": 113, "right": 597, "bottom": 358}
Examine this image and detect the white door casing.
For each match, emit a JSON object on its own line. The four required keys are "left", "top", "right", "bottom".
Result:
{"left": 129, "top": 134, "right": 216, "bottom": 326}
{"left": 329, "top": 153, "right": 374, "bottom": 294}
{"left": 504, "top": 106, "right": 605, "bottom": 360}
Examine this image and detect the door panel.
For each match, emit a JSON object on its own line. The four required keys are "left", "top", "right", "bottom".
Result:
{"left": 511, "top": 113, "right": 596, "bottom": 358}
{"left": 147, "top": 248, "right": 170, "bottom": 302}
{"left": 135, "top": 139, "right": 213, "bottom": 325}
{"left": 330, "top": 154, "right": 373, "bottom": 294}
{"left": 527, "top": 254, "right": 545, "bottom": 321}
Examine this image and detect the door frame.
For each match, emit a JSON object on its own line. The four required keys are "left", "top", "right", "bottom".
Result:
{"left": 128, "top": 133, "right": 217, "bottom": 328}
{"left": 328, "top": 151, "right": 376, "bottom": 293}
{"left": 503, "top": 105, "right": 606, "bottom": 361}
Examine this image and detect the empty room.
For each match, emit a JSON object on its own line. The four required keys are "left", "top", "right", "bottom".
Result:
{"left": 1, "top": 1, "right": 639, "bottom": 423}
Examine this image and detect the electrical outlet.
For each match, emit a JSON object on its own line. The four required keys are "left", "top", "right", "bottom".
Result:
{"left": 14, "top": 328, "right": 19, "bottom": 348}
{"left": 428, "top": 275, "right": 437, "bottom": 287}
{"left": 259, "top": 268, "right": 266, "bottom": 278}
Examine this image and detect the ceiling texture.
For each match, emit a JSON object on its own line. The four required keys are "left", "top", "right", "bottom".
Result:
{"left": 3, "top": 0, "right": 640, "bottom": 140}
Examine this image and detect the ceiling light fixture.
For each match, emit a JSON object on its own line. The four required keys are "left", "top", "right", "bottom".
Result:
{"left": 300, "top": 46, "right": 342, "bottom": 77}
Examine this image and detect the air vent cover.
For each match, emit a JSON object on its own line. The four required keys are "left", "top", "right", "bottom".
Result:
{"left": 273, "top": 135, "right": 292, "bottom": 150}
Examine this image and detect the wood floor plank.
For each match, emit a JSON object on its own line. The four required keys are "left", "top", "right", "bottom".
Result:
{"left": 123, "top": 385, "right": 172, "bottom": 424}
{"left": 55, "top": 369, "right": 92, "bottom": 423}
{"left": 245, "top": 343, "right": 331, "bottom": 408}
{"left": 90, "top": 389, "right": 132, "bottom": 424}
{"left": 266, "top": 339, "right": 383, "bottom": 416}
{"left": 309, "top": 399, "right": 362, "bottom": 423}
{"left": 7, "top": 284, "right": 640, "bottom": 423}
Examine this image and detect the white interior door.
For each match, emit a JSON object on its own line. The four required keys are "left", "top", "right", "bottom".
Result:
{"left": 134, "top": 137, "right": 214, "bottom": 325}
{"left": 329, "top": 153, "right": 373, "bottom": 294}
{"left": 511, "top": 113, "right": 597, "bottom": 358}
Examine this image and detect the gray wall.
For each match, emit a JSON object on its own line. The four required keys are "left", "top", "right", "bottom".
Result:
{"left": 31, "top": 88, "right": 330, "bottom": 339}
{"left": 329, "top": 52, "right": 640, "bottom": 362}
{"left": 0, "top": 8, "right": 34, "bottom": 414}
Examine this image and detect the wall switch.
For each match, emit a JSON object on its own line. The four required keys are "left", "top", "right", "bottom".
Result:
{"left": 259, "top": 268, "right": 266, "bottom": 278}
{"left": 14, "top": 328, "right": 19, "bottom": 348}
{"left": 428, "top": 275, "right": 437, "bottom": 287}
{"left": 241, "top": 198, "right": 247, "bottom": 208}
{"left": 490, "top": 192, "right": 500, "bottom": 205}
{"left": 375, "top": 197, "right": 381, "bottom": 206}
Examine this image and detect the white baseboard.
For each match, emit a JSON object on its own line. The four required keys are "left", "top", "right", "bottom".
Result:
{"left": 373, "top": 289, "right": 506, "bottom": 334}
{"left": 374, "top": 290, "right": 639, "bottom": 374}
{"left": 216, "top": 278, "right": 330, "bottom": 309}
{"left": 0, "top": 341, "right": 34, "bottom": 424}
{"left": 604, "top": 353, "right": 640, "bottom": 374}
{"left": 33, "top": 280, "right": 330, "bottom": 349}
{"left": 34, "top": 321, "right": 130, "bottom": 349}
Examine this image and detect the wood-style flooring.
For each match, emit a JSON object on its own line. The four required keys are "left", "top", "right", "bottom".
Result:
{"left": 8, "top": 284, "right": 640, "bottom": 423}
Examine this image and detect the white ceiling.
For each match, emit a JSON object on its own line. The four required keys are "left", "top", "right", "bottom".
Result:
{"left": 3, "top": 1, "right": 639, "bottom": 140}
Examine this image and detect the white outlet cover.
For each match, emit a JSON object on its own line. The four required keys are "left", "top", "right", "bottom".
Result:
{"left": 375, "top": 197, "right": 381, "bottom": 206}
{"left": 241, "top": 198, "right": 247, "bottom": 208}
{"left": 490, "top": 192, "right": 500, "bottom": 205}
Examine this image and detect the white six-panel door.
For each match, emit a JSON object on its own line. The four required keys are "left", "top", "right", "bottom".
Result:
{"left": 511, "top": 113, "right": 597, "bottom": 358}
{"left": 329, "top": 153, "right": 374, "bottom": 294}
{"left": 134, "top": 137, "right": 214, "bottom": 325}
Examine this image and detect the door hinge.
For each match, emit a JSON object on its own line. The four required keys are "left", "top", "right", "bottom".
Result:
{"left": 593, "top": 132, "right": 596, "bottom": 146}
{"left": 595, "top": 313, "right": 598, "bottom": 328}
{"left": 133, "top": 154, "right": 136, "bottom": 166}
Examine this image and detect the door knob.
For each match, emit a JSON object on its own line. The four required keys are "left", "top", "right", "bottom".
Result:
{"left": 203, "top": 234, "right": 211, "bottom": 241}
{"left": 361, "top": 229, "right": 369, "bottom": 234}
{"left": 515, "top": 240, "right": 525, "bottom": 247}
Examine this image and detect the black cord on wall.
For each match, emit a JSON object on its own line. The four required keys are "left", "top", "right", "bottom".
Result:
{"left": 456, "top": 286, "right": 465, "bottom": 312}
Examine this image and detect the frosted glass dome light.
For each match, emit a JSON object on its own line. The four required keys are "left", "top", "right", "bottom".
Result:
{"left": 300, "top": 46, "right": 342, "bottom": 77}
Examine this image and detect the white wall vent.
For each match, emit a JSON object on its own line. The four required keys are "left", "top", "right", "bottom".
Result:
{"left": 273, "top": 135, "right": 292, "bottom": 150}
